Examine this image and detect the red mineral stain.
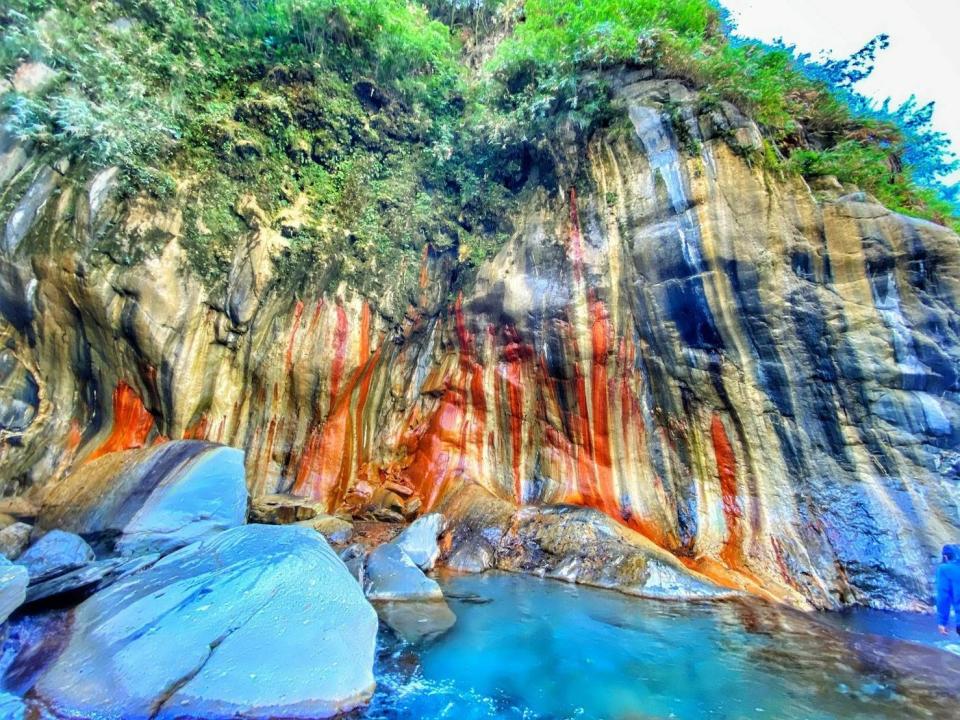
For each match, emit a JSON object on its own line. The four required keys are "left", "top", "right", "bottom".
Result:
{"left": 403, "top": 386, "right": 468, "bottom": 509}
{"left": 711, "top": 413, "right": 743, "bottom": 569}
{"left": 293, "top": 347, "right": 383, "bottom": 509}
{"left": 308, "top": 298, "right": 326, "bottom": 334}
{"left": 88, "top": 381, "right": 154, "bottom": 460}
{"left": 65, "top": 419, "right": 82, "bottom": 453}
{"left": 329, "top": 303, "right": 350, "bottom": 403}
{"left": 503, "top": 354, "right": 524, "bottom": 503}
{"left": 589, "top": 294, "right": 616, "bottom": 518}
{"left": 182, "top": 414, "right": 209, "bottom": 440}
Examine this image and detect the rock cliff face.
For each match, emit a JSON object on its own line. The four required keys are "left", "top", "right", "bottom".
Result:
{"left": 2, "top": 74, "right": 959, "bottom": 611}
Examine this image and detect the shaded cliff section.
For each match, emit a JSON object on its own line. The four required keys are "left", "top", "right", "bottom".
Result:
{"left": 1, "top": 73, "right": 959, "bottom": 611}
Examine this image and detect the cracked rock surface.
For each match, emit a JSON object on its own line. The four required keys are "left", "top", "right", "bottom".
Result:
{"left": 31, "top": 524, "right": 378, "bottom": 719}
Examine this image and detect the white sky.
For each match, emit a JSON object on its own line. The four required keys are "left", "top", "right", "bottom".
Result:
{"left": 720, "top": 0, "right": 960, "bottom": 184}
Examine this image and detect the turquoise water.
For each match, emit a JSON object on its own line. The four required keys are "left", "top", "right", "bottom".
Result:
{"left": 363, "top": 572, "right": 960, "bottom": 720}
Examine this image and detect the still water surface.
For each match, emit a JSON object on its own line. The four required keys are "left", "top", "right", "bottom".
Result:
{"left": 362, "top": 572, "right": 960, "bottom": 720}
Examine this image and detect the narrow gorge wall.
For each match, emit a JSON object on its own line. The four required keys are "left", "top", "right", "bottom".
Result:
{"left": 2, "top": 76, "right": 958, "bottom": 611}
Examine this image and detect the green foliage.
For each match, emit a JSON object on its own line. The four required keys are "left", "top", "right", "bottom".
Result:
{"left": 480, "top": 0, "right": 957, "bottom": 229}
{"left": 1, "top": 0, "right": 957, "bottom": 302}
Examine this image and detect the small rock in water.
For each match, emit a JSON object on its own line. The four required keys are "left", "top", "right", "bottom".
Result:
{"left": 0, "top": 523, "right": 32, "bottom": 560}
{"left": 391, "top": 513, "right": 444, "bottom": 571}
{"left": 16, "top": 530, "right": 94, "bottom": 583}
{"left": 376, "top": 599, "right": 457, "bottom": 644}
{"left": 364, "top": 544, "right": 443, "bottom": 602}
{"left": 0, "top": 557, "right": 28, "bottom": 623}
{"left": 445, "top": 591, "right": 493, "bottom": 605}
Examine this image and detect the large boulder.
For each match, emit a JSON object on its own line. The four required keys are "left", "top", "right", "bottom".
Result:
{"left": 391, "top": 513, "right": 443, "bottom": 570}
{"left": 33, "top": 525, "right": 377, "bottom": 719}
{"left": 38, "top": 441, "right": 247, "bottom": 555}
{"left": 15, "top": 530, "right": 94, "bottom": 582}
{"left": 364, "top": 543, "right": 443, "bottom": 602}
{"left": 0, "top": 556, "right": 28, "bottom": 623}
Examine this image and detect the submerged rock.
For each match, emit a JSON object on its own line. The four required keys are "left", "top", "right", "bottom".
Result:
{"left": 376, "top": 599, "right": 457, "bottom": 644}
{"left": 15, "top": 530, "right": 94, "bottom": 583}
{"left": 33, "top": 524, "right": 377, "bottom": 719}
{"left": 37, "top": 441, "right": 247, "bottom": 555}
{"left": 365, "top": 544, "right": 443, "bottom": 602}
{"left": 392, "top": 513, "right": 444, "bottom": 571}
{"left": 0, "top": 557, "right": 27, "bottom": 623}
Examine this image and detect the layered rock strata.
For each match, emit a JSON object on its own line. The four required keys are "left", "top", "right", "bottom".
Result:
{"left": 1, "top": 76, "right": 958, "bottom": 610}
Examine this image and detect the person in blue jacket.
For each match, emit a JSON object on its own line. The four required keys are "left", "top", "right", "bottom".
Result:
{"left": 936, "top": 544, "right": 960, "bottom": 635}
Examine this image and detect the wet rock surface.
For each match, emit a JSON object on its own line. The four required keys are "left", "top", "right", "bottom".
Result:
{"left": 31, "top": 524, "right": 378, "bottom": 719}
{"left": 23, "top": 553, "right": 159, "bottom": 606}
{"left": 375, "top": 599, "right": 457, "bottom": 644}
{"left": 365, "top": 544, "right": 443, "bottom": 602}
{"left": 392, "top": 513, "right": 444, "bottom": 571}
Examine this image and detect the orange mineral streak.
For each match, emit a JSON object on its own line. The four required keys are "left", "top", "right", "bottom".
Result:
{"left": 182, "top": 414, "right": 209, "bottom": 440}
{"left": 403, "top": 385, "right": 469, "bottom": 510}
{"left": 501, "top": 329, "right": 528, "bottom": 503}
{"left": 65, "top": 419, "right": 82, "bottom": 454}
{"left": 293, "top": 343, "right": 383, "bottom": 510}
{"left": 588, "top": 293, "right": 618, "bottom": 519}
{"left": 87, "top": 381, "right": 155, "bottom": 461}
{"left": 328, "top": 304, "right": 350, "bottom": 403}
{"left": 710, "top": 413, "right": 742, "bottom": 568}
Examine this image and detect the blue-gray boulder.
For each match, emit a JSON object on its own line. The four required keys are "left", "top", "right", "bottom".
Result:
{"left": 33, "top": 524, "right": 377, "bottom": 719}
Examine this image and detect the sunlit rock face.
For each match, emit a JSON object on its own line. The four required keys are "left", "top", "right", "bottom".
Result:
{"left": 31, "top": 525, "right": 378, "bottom": 719}
{"left": 36, "top": 440, "right": 247, "bottom": 555}
{"left": 1, "top": 76, "right": 958, "bottom": 611}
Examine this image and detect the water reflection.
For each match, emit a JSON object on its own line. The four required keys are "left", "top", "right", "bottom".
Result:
{"left": 362, "top": 572, "right": 960, "bottom": 720}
